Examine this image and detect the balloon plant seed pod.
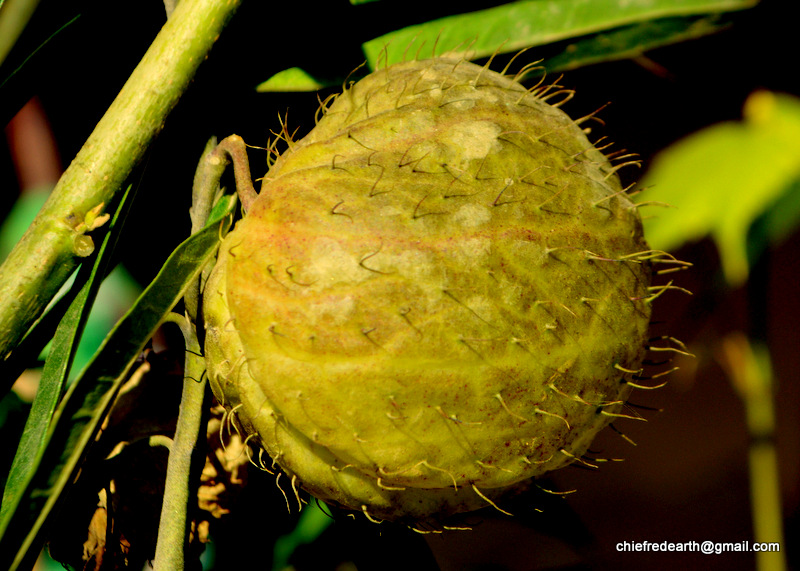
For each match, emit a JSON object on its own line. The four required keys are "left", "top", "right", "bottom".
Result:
{"left": 202, "top": 56, "right": 679, "bottom": 526}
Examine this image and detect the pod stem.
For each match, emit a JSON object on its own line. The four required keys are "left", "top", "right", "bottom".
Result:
{"left": 153, "top": 133, "right": 254, "bottom": 570}
{"left": 153, "top": 312, "right": 208, "bottom": 571}
{"left": 185, "top": 134, "right": 254, "bottom": 322}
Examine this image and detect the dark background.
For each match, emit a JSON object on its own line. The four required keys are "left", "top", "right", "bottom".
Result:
{"left": 1, "top": 0, "right": 797, "bottom": 569}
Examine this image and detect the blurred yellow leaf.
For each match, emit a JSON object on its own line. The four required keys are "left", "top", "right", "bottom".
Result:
{"left": 640, "top": 91, "right": 800, "bottom": 286}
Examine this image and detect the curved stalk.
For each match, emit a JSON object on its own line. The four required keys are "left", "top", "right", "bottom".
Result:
{"left": 153, "top": 135, "right": 252, "bottom": 569}
{"left": 153, "top": 312, "right": 208, "bottom": 571}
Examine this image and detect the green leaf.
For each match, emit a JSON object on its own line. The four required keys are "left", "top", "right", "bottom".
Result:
{"left": 350, "top": 0, "right": 381, "bottom": 4}
{"left": 757, "top": 178, "right": 800, "bottom": 246}
{"left": 0, "top": 12, "right": 80, "bottom": 91}
{"left": 362, "top": 0, "right": 757, "bottom": 70}
{"left": 256, "top": 66, "right": 328, "bottom": 92}
{"left": 272, "top": 501, "right": 333, "bottom": 571}
{"left": 0, "top": 185, "right": 135, "bottom": 538}
{"left": 207, "top": 191, "right": 238, "bottom": 224}
{"left": 0, "top": 195, "right": 235, "bottom": 571}
{"left": 640, "top": 91, "right": 800, "bottom": 286}
{"left": 0, "top": 0, "right": 43, "bottom": 68}
{"left": 541, "top": 14, "right": 733, "bottom": 72}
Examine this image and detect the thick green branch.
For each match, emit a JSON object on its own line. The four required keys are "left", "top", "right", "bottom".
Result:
{"left": 0, "top": 0, "right": 242, "bottom": 362}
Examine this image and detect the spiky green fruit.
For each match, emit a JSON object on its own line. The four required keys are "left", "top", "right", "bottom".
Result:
{"left": 203, "top": 57, "right": 652, "bottom": 524}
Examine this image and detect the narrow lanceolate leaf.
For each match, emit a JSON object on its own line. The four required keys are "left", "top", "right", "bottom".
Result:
{"left": 272, "top": 501, "right": 333, "bottom": 571}
{"left": 541, "top": 14, "right": 734, "bottom": 72}
{"left": 362, "top": 0, "right": 758, "bottom": 69}
{"left": 641, "top": 91, "right": 800, "bottom": 286}
{"left": 0, "top": 0, "right": 43, "bottom": 68}
{"left": 256, "top": 67, "right": 328, "bottom": 92}
{"left": 0, "top": 196, "right": 235, "bottom": 571}
{"left": 0, "top": 185, "right": 135, "bottom": 537}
